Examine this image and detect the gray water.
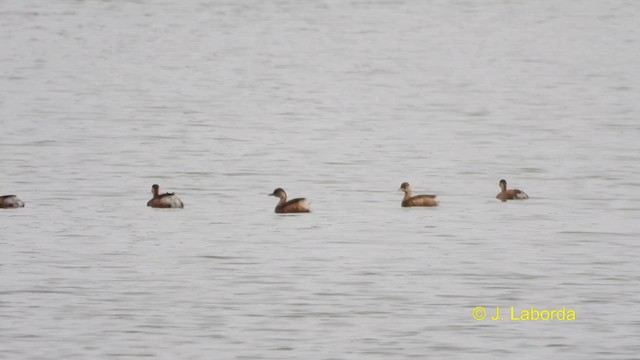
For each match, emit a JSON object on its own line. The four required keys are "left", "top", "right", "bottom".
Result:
{"left": 2, "top": 0, "right": 640, "bottom": 359}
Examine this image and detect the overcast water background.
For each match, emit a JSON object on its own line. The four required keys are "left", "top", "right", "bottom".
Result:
{"left": 1, "top": 0, "right": 640, "bottom": 359}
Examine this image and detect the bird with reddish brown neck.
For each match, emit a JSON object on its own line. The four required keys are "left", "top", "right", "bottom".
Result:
{"left": 496, "top": 179, "right": 529, "bottom": 202}
{"left": 268, "top": 188, "right": 310, "bottom": 213}
{"left": 0, "top": 188, "right": 24, "bottom": 208}
{"left": 147, "top": 184, "right": 184, "bottom": 208}
{"left": 399, "top": 182, "right": 438, "bottom": 207}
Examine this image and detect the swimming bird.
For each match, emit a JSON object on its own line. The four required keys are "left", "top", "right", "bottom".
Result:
{"left": 496, "top": 179, "right": 529, "bottom": 201}
{"left": 399, "top": 182, "right": 438, "bottom": 207}
{"left": 147, "top": 184, "right": 184, "bottom": 208}
{"left": 269, "top": 188, "right": 310, "bottom": 213}
{"left": 0, "top": 190, "right": 24, "bottom": 208}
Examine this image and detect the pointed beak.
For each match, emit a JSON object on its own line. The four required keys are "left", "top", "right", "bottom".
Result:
{"left": 268, "top": 193, "right": 275, "bottom": 197}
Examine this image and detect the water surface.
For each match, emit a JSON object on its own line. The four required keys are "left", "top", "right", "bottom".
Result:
{"left": 1, "top": 0, "right": 639, "bottom": 359}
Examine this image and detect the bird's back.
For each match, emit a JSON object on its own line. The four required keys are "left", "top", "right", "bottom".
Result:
{"left": 402, "top": 195, "right": 438, "bottom": 207}
{"left": 148, "top": 193, "right": 184, "bottom": 208}
{"left": 0, "top": 195, "right": 24, "bottom": 208}
{"left": 276, "top": 198, "right": 310, "bottom": 213}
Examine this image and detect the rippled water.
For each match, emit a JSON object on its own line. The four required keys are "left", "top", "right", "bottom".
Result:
{"left": 2, "top": 0, "right": 640, "bottom": 358}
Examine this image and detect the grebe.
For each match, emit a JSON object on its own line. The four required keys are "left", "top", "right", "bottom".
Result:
{"left": 496, "top": 179, "right": 529, "bottom": 201}
{"left": 0, "top": 190, "right": 24, "bottom": 208}
{"left": 269, "top": 188, "right": 310, "bottom": 213}
{"left": 147, "top": 184, "right": 184, "bottom": 208}
{"left": 399, "top": 182, "right": 438, "bottom": 207}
